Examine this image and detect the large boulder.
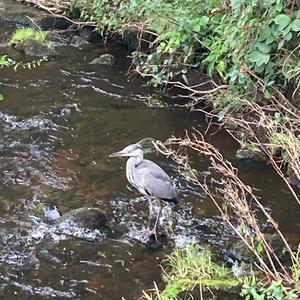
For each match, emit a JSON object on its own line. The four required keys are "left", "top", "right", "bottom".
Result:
{"left": 56, "top": 207, "right": 109, "bottom": 231}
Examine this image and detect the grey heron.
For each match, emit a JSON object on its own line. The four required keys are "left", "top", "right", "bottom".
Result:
{"left": 109, "top": 143, "right": 178, "bottom": 241}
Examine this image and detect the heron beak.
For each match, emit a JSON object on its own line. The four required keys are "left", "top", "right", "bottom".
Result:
{"left": 109, "top": 152, "right": 120, "bottom": 158}
{"left": 109, "top": 150, "right": 126, "bottom": 158}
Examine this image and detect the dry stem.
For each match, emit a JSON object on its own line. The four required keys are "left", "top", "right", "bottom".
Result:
{"left": 154, "top": 130, "right": 299, "bottom": 285}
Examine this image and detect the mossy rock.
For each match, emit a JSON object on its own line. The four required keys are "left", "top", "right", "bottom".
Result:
{"left": 8, "top": 28, "right": 56, "bottom": 57}
{"left": 56, "top": 207, "right": 109, "bottom": 231}
{"left": 228, "top": 234, "right": 288, "bottom": 263}
{"left": 13, "top": 39, "right": 56, "bottom": 57}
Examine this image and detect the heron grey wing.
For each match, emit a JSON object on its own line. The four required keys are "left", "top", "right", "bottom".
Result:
{"left": 139, "top": 160, "right": 173, "bottom": 182}
{"left": 136, "top": 161, "right": 177, "bottom": 200}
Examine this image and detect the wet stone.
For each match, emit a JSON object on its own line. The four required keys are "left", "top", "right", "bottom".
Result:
{"left": 79, "top": 26, "right": 102, "bottom": 43}
{"left": 35, "top": 203, "right": 61, "bottom": 220}
{"left": 56, "top": 207, "right": 109, "bottom": 231}
{"left": 90, "top": 54, "right": 115, "bottom": 65}
{"left": 70, "top": 34, "right": 89, "bottom": 48}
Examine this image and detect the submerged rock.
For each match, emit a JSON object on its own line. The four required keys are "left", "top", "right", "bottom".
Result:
{"left": 90, "top": 54, "right": 115, "bottom": 65}
{"left": 13, "top": 39, "right": 56, "bottom": 57}
{"left": 228, "top": 233, "right": 288, "bottom": 264}
{"left": 70, "top": 34, "right": 89, "bottom": 48}
{"left": 35, "top": 203, "right": 61, "bottom": 220}
{"left": 236, "top": 144, "right": 266, "bottom": 162}
{"left": 57, "top": 207, "right": 109, "bottom": 231}
{"left": 79, "top": 26, "right": 102, "bottom": 43}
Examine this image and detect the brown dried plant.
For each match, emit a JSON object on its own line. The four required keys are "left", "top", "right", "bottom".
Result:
{"left": 154, "top": 130, "right": 299, "bottom": 286}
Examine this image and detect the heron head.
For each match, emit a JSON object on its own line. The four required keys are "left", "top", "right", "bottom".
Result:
{"left": 109, "top": 144, "right": 143, "bottom": 158}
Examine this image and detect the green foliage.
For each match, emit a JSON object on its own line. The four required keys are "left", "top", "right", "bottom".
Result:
{"left": 0, "top": 55, "right": 15, "bottom": 102}
{"left": 71, "top": 0, "right": 300, "bottom": 99}
{"left": 0, "top": 55, "right": 14, "bottom": 67}
{"left": 8, "top": 27, "right": 47, "bottom": 45}
{"left": 241, "top": 276, "right": 299, "bottom": 300}
{"left": 142, "top": 245, "right": 239, "bottom": 299}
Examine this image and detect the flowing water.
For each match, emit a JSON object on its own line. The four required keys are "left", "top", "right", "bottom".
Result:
{"left": 0, "top": 4, "right": 299, "bottom": 299}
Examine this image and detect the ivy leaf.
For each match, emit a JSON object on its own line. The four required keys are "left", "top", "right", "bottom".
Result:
{"left": 291, "top": 19, "right": 300, "bottom": 32}
{"left": 248, "top": 50, "right": 270, "bottom": 67}
{"left": 0, "top": 93, "right": 4, "bottom": 101}
{"left": 274, "top": 14, "right": 291, "bottom": 31}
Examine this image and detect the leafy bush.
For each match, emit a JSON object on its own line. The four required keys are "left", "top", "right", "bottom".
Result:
{"left": 71, "top": 0, "right": 300, "bottom": 97}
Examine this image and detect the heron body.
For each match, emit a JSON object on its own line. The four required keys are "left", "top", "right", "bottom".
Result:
{"left": 126, "top": 154, "right": 178, "bottom": 203}
{"left": 110, "top": 143, "right": 178, "bottom": 240}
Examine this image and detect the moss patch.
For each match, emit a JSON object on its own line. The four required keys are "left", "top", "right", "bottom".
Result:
{"left": 8, "top": 27, "right": 47, "bottom": 46}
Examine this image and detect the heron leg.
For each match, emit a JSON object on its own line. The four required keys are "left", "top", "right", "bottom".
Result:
{"left": 149, "top": 200, "right": 162, "bottom": 242}
{"left": 147, "top": 197, "right": 153, "bottom": 230}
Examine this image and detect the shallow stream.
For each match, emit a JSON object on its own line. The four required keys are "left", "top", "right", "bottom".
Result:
{"left": 0, "top": 2, "right": 299, "bottom": 299}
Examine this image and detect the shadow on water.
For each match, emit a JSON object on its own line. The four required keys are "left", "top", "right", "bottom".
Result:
{"left": 0, "top": 8, "right": 299, "bottom": 299}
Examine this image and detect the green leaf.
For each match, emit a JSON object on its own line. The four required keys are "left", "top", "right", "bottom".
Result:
{"left": 264, "top": 89, "right": 272, "bottom": 99}
{"left": 0, "top": 93, "right": 4, "bottom": 101}
{"left": 277, "top": 39, "right": 285, "bottom": 49}
{"left": 263, "top": 0, "right": 277, "bottom": 4}
{"left": 274, "top": 14, "right": 291, "bottom": 31}
{"left": 284, "top": 32, "right": 292, "bottom": 41}
{"left": 248, "top": 50, "right": 270, "bottom": 67}
{"left": 291, "top": 19, "right": 300, "bottom": 32}
{"left": 296, "top": 10, "right": 300, "bottom": 19}
{"left": 256, "top": 42, "right": 271, "bottom": 54}
{"left": 199, "top": 16, "right": 209, "bottom": 26}
{"left": 259, "top": 26, "right": 272, "bottom": 41}
{"left": 281, "top": 23, "right": 292, "bottom": 36}
{"left": 230, "top": 0, "right": 242, "bottom": 16}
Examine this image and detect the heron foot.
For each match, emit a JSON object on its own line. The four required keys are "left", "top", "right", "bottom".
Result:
{"left": 140, "top": 228, "right": 158, "bottom": 243}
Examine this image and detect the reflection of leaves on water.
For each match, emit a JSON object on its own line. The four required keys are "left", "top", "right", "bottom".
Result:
{"left": 137, "top": 137, "right": 157, "bottom": 154}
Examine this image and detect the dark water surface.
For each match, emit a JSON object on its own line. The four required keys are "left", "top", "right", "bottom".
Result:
{"left": 0, "top": 6, "right": 299, "bottom": 299}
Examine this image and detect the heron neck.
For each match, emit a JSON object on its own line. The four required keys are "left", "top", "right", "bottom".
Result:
{"left": 129, "top": 152, "right": 143, "bottom": 166}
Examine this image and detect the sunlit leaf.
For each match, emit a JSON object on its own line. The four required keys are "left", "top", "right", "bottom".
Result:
{"left": 256, "top": 42, "right": 271, "bottom": 54}
{"left": 248, "top": 50, "right": 270, "bottom": 66}
{"left": 274, "top": 14, "right": 291, "bottom": 31}
{"left": 0, "top": 93, "right": 4, "bottom": 101}
{"left": 291, "top": 19, "right": 300, "bottom": 32}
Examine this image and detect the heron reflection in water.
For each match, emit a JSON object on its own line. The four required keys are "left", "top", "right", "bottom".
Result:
{"left": 109, "top": 143, "right": 178, "bottom": 241}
